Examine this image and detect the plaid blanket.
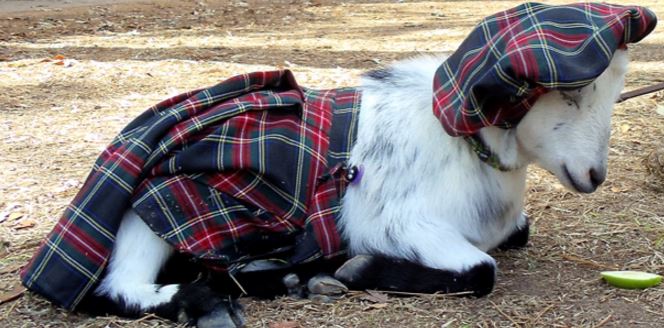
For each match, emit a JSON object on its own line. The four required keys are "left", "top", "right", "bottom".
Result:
{"left": 433, "top": 2, "right": 657, "bottom": 136}
{"left": 20, "top": 70, "right": 360, "bottom": 310}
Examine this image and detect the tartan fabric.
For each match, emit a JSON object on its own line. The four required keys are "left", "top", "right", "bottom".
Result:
{"left": 20, "top": 70, "right": 360, "bottom": 310}
{"left": 433, "top": 2, "right": 657, "bottom": 136}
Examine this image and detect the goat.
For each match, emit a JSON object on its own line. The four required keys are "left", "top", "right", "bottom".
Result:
{"left": 85, "top": 49, "right": 628, "bottom": 327}
{"left": 21, "top": 3, "right": 656, "bottom": 328}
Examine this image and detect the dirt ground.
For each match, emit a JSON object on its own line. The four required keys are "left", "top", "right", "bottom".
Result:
{"left": 0, "top": 0, "right": 663, "bottom": 327}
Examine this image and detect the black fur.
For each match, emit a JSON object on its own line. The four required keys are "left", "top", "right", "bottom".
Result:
{"left": 497, "top": 216, "right": 530, "bottom": 250}
{"left": 337, "top": 255, "right": 496, "bottom": 297}
{"left": 78, "top": 254, "right": 347, "bottom": 321}
{"left": 364, "top": 68, "right": 394, "bottom": 81}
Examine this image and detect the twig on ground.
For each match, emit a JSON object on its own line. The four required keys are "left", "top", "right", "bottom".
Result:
{"left": 561, "top": 253, "right": 619, "bottom": 270}
{"left": 489, "top": 300, "right": 523, "bottom": 328}
{"left": 530, "top": 304, "right": 555, "bottom": 326}
{"left": 593, "top": 314, "right": 613, "bottom": 328}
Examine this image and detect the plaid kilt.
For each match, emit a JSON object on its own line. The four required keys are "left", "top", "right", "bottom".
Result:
{"left": 433, "top": 2, "right": 657, "bottom": 136}
{"left": 20, "top": 70, "right": 360, "bottom": 310}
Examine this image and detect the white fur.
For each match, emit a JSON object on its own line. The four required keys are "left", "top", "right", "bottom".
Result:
{"left": 340, "top": 50, "right": 628, "bottom": 272}
{"left": 95, "top": 209, "right": 178, "bottom": 309}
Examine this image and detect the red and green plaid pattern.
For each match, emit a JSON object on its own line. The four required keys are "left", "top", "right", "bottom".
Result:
{"left": 433, "top": 2, "right": 657, "bottom": 136}
{"left": 20, "top": 70, "right": 360, "bottom": 310}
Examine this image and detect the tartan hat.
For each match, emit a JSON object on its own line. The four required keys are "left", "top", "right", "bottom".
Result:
{"left": 433, "top": 2, "right": 657, "bottom": 137}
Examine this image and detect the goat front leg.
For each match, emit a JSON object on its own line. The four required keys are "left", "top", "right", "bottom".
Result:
{"left": 91, "top": 209, "right": 244, "bottom": 328}
{"left": 336, "top": 229, "right": 496, "bottom": 296}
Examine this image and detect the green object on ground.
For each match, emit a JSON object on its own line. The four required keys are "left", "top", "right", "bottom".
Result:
{"left": 601, "top": 271, "right": 662, "bottom": 289}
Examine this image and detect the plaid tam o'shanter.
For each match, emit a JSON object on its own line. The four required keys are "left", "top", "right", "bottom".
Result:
{"left": 20, "top": 70, "right": 360, "bottom": 310}
{"left": 434, "top": 2, "right": 657, "bottom": 136}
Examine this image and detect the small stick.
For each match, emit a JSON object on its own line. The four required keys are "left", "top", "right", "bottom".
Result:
{"left": 363, "top": 289, "right": 474, "bottom": 298}
{"left": 133, "top": 313, "right": 159, "bottom": 324}
{"left": 616, "top": 82, "right": 664, "bottom": 103}
{"left": 530, "top": 304, "right": 555, "bottom": 326}
{"left": 490, "top": 300, "right": 523, "bottom": 328}
{"left": 593, "top": 314, "right": 613, "bottom": 328}
{"left": 561, "top": 253, "right": 619, "bottom": 270}
{"left": 0, "top": 285, "right": 26, "bottom": 306}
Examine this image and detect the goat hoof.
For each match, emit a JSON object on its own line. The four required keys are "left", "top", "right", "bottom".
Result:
{"left": 307, "top": 274, "right": 348, "bottom": 296}
{"left": 240, "top": 259, "right": 289, "bottom": 273}
{"left": 283, "top": 273, "right": 300, "bottom": 288}
{"left": 162, "top": 281, "right": 245, "bottom": 328}
{"left": 283, "top": 273, "right": 306, "bottom": 298}
{"left": 334, "top": 255, "right": 374, "bottom": 284}
{"left": 197, "top": 303, "right": 245, "bottom": 328}
{"left": 497, "top": 215, "right": 530, "bottom": 250}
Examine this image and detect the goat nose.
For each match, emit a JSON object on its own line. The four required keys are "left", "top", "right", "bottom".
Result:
{"left": 589, "top": 168, "right": 606, "bottom": 189}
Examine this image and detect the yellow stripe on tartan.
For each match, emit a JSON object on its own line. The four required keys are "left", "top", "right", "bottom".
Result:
{"left": 530, "top": 4, "right": 559, "bottom": 85}
{"left": 234, "top": 172, "right": 307, "bottom": 215}
{"left": 44, "top": 239, "right": 96, "bottom": 280}
{"left": 143, "top": 179, "right": 191, "bottom": 247}
{"left": 439, "top": 62, "right": 466, "bottom": 110}
{"left": 132, "top": 172, "right": 201, "bottom": 204}
{"left": 96, "top": 166, "right": 134, "bottom": 193}
{"left": 289, "top": 87, "right": 320, "bottom": 220}
{"left": 258, "top": 109, "right": 268, "bottom": 175}
{"left": 480, "top": 21, "right": 502, "bottom": 59}
{"left": 338, "top": 96, "right": 359, "bottom": 161}
{"left": 131, "top": 138, "right": 152, "bottom": 154}
{"left": 205, "top": 132, "right": 327, "bottom": 164}
{"left": 162, "top": 204, "right": 248, "bottom": 240}
{"left": 270, "top": 213, "right": 297, "bottom": 231}
{"left": 211, "top": 190, "right": 240, "bottom": 241}
{"left": 216, "top": 123, "right": 230, "bottom": 171}
{"left": 73, "top": 256, "right": 108, "bottom": 309}
{"left": 305, "top": 205, "right": 341, "bottom": 225}
{"left": 65, "top": 204, "right": 115, "bottom": 241}
{"left": 536, "top": 78, "right": 595, "bottom": 89}
{"left": 539, "top": 22, "right": 593, "bottom": 30}
{"left": 478, "top": 3, "right": 535, "bottom": 26}
{"left": 494, "top": 65, "right": 529, "bottom": 96}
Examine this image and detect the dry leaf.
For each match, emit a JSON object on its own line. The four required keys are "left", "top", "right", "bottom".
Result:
{"left": 361, "top": 290, "right": 389, "bottom": 303}
{"left": 8, "top": 212, "right": 23, "bottom": 221}
{"left": 363, "top": 303, "right": 388, "bottom": 310}
{"left": 656, "top": 105, "right": 664, "bottom": 117}
{"left": 269, "top": 321, "right": 300, "bottom": 328}
{"left": 13, "top": 218, "right": 36, "bottom": 230}
{"left": 0, "top": 285, "right": 26, "bottom": 305}
{"left": 620, "top": 124, "right": 631, "bottom": 133}
{"left": 610, "top": 186, "right": 629, "bottom": 193}
{"left": 0, "top": 263, "right": 23, "bottom": 274}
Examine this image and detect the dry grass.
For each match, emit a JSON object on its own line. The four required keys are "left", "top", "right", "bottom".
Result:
{"left": 1, "top": 0, "right": 663, "bottom": 327}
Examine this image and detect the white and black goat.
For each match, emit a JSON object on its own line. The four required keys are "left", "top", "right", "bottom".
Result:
{"left": 86, "top": 49, "right": 629, "bottom": 327}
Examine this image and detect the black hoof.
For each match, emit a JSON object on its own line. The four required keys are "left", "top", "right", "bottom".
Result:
{"left": 153, "top": 280, "right": 245, "bottom": 327}
{"left": 498, "top": 217, "right": 530, "bottom": 250}
{"left": 335, "top": 254, "right": 496, "bottom": 297}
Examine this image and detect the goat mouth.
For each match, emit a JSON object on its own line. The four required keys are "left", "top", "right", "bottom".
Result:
{"left": 562, "top": 165, "right": 595, "bottom": 193}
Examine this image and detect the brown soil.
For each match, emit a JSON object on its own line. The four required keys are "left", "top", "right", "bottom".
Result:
{"left": 1, "top": 1, "right": 663, "bottom": 327}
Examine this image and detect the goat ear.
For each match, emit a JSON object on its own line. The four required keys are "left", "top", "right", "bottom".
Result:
{"left": 432, "top": 3, "right": 657, "bottom": 137}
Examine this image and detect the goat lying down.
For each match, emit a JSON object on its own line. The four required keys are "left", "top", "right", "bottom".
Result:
{"left": 89, "top": 49, "right": 628, "bottom": 326}
{"left": 21, "top": 3, "right": 656, "bottom": 328}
